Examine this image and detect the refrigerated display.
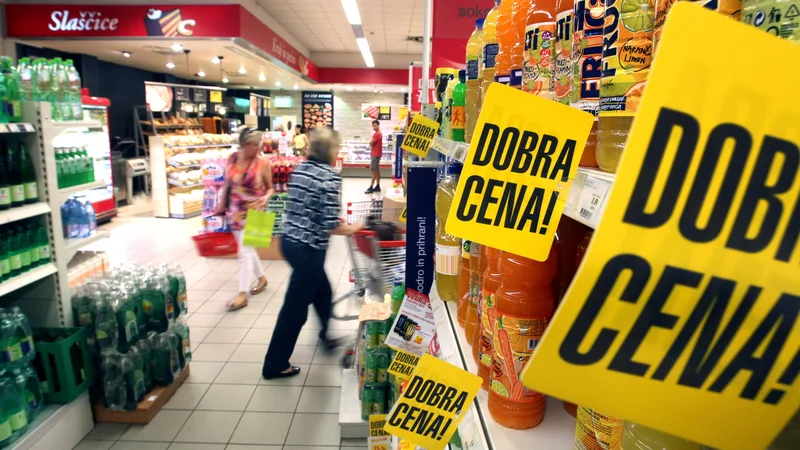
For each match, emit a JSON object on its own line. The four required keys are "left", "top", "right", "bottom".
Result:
{"left": 71, "top": 90, "right": 115, "bottom": 222}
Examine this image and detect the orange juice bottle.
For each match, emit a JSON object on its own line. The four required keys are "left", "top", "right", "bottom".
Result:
{"left": 480, "top": 1, "right": 502, "bottom": 107}
{"left": 563, "top": 226, "right": 592, "bottom": 417}
{"left": 473, "top": 246, "right": 501, "bottom": 389}
{"left": 570, "top": 0, "right": 603, "bottom": 167}
{"left": 554, "top": 0, "right": 575, "bottom": 105}
{"left": 523, "top": 0, "right": 558, "bottom": 98}
{"left": 509, "top": 0, "right": 532, "bottom": 89}
{"left": 488, "top": 248, "right": 557, "bottom": 429}
{"left": 574, "top": 406, "right": 623, "bottom": 449}
{"left": 457, "top": 241, "right": 471, "bottom": 328}
{"left": 462, "top": 242, "right": 482, "bottom": 330}
{"left": 465, "top": 245, "right": 486, "bottom": 347}
{"left": 494, "top": 0, "right": 515, "bottom": 86}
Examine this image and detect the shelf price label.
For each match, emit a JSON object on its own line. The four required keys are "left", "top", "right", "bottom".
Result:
{"left": 577, "top": 175, "right": 612, "bottom": 224}
{"left": 368, "top": 414, "right": 390, "bottom": 450}
{"left": 401, "top": 115, "right": 439, "bottom": 158}
{"left": 385, "top": 354, "right": 482, "bottom": 450}
{"left": 446, "top": 83, "right": 593, "bottom": 261}
{"left": 522, "top": 5, "right": 800, "bottom": 450}
{"left": 388, "top": 349, "right": 420, "bottom": 380}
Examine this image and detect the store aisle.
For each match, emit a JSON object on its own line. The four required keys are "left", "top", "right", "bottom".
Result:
{"left": 73, "top": 178, "right": 383, "bottom": 450}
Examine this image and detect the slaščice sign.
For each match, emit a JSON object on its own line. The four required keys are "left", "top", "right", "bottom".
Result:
{"left": 522, "top": 5, "right": 800, "bottom": 450}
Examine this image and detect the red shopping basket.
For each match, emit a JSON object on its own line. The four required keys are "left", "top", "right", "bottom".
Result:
{"left": 192, "top": 232, "right": 238, "bottom": 257}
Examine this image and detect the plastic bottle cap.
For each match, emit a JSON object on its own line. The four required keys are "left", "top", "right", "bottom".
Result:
{"left": 476, "top": 18, "right": 485, "bottom": 29}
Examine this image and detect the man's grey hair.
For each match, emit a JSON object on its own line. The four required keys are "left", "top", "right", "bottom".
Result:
{"left": 307, "top": 127, "right": 340, "bottom": 164}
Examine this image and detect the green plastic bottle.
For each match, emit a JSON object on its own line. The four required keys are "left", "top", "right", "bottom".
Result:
{"left": 451, "top": 70, "right": 467, "bottom": 142}
{"left": 2, "top": 57, "right": 21, "bottom": 123}
{"left": 26, "top": 223, "right": 39, "bottom": 268}
{"left": 152, "top": 331, "right": 179, "bottom": 386}
{"left": 19, "top": 144, "right": 37, "bottom": 204}
{"left": 7, "top": 231, "right": 20, "bottom": 278}
{"left": 142, "top": 269, "right": 174, "bottom": 333}
{"left": 122, "top": 347, "right": 146, "bottom": 409}
{"left": 0, "top": 229, "right": 8, "bottom": 282}
{"left": 0, "top": 145, "right": 10, "bottom": 211}
{"left": 0, "top": 378, "right": 26, "bottom": 443}
{"left": 6, "top": 145, "right": 23, "bottom": 208}
{"left": 133, "top": 338, "right": 153, "bottom": 392}
{"left": 10, "top": 308, "right": 34, "bottom": 363}
{"left": 0, "top": 70, "right": 8, "bottom": 125}
{"left": 16, "top": 57, "right": 35, "bottom": 102}
{"left": 16, "top": 226, "right": 30, "bottom": 272}
{"left": 36, "top": 223, "right": 50, "bottom": 265}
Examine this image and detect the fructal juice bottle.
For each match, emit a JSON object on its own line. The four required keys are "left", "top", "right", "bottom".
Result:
{"left": 509, "top": 0, "right": 534, "bottom": 89}
{"left": 488, "top": 247, "right": 557, "bottom": 429}
{"left": 742, "top": 0, "right": 797, "bottom": 40}
{"left": 654, "top": 0, "right": 742, "bottom": 51}
{"left": 523, "top": 0, "right": 558, "bottom": 98}
{"left": 451, "top": 70, "right": 467, "bottom": 142}
{"left": 481, "top": 0, "right": 502, "bottom": 108}
{"left": 473, "top": 246, "right": 501, "bottom": 390}
{"left": 596, "top": 0, "right": 655, "bottom": 172}
{"left": 457, "top": 241, "right": 471, "bottom": 328}
{"left": 574, "top": 406, "right": 623, "bottom": 449}
{"left": 494, "top": 0, "right": 515, "bottom": 86}
{"left": 466, "top": 245, "right": 487, "bottom": 353}
{"left": 435, "top": 164, "right": 462, "bottom": 302}
{"left": 554, "top": 0, "right": 576, "bottom": 105}
{"left": 623, "top": 422, "right": 702, "bottom": 449}
{"left": 465, "top": 18, "right": 485, "bottom": 143}
{"left": 571, "top": 0, "right": 604, "bottom": 167}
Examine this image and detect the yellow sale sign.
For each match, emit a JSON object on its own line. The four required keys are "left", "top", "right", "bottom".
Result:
{"left": 446, "top": 83, "right": 593, "bottom": 261}
{"left": 402, "top": 115, "right": 439, "bottom": 158}
{"left": 384, "top": 354, "right": 482, "bottom": 450}
{"left": 522, "top": 5, "right": 800, "bottom": 450}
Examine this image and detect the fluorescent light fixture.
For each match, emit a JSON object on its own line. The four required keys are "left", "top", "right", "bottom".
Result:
{"left": 122, "top": 51, "right": 131, "bottom": 58}
{"left": 259, "top": 74, "right": 266, "bottom": 81}
{"left": 222, "top": 77, "right": 229, "bottom": 83}
{"left": 400, "top": 87, "right": 406, "bottom": 92}
{"left": 212, "top": 57, "right": 220, "bottom": 64}
{"left": 219, "top": 107, "right": 227, "bottom": 115}
{"left": 197, "top": 70, "right": 206, "bottom": 77}
{"left": 171, "top": 43, "right": 183, "bottom": 52}
{"left": 379, "top": 90, "right": 384, "bottom": 94}
{"left": 293, "top": 84, "right": 299, "bottom": 90}
{"left": 341, "top": 0, "right": 362, "bottom": 25}
{"left": 166, "top": 62, "right": 175, "bottom": 69}
{"left": 238, "top": 67, "right": 247, "bottom": 74}
{"left": 348, "top": 86, "right": 355, "bottom": 91}
{"left": 356, "top": 38, "right": 375, "bottom": 68}
{"left": 275, "top": 81, "right": 282, "bottom": 87}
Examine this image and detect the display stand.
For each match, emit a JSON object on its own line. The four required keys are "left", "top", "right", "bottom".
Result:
{"left": 339, "top": 140, "right": 393, "bottom": 178}
{"left": 92, "top": 366, "right": 190, "bottom": 424}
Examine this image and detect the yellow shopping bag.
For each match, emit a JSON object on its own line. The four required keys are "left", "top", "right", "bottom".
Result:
{"left": 242, "top": 210, "right": 276, "bottom": 248}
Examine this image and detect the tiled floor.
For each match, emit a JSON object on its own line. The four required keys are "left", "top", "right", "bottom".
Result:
{"left": 74, "top": 178, "right": 379, "bottom": 450}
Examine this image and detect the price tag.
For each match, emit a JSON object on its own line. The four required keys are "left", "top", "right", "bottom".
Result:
{"left": 22, "top": 124, "right": 35, "bottom": 132}
{"left": 5, "top": 124, "right": 18, "bottom": 133}
{"left": 368, "top": 414, "right": 391, "bottom": 450}
{"left": 576, "top": 176, "right": 611, "bottom": 224}
{"left": 0, "top": 124, "right": 9, "bottom": 133}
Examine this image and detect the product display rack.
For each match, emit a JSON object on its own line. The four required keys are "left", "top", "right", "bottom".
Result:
{"left": 0, "top": 101, "right": 110, "bottom": 450}
{"left": 339, "top": 140, "right": 393, "bottom": 177}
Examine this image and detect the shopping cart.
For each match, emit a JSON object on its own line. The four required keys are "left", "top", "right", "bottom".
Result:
{"left": 332, "top": 199, "right": 406, "bottom": 367}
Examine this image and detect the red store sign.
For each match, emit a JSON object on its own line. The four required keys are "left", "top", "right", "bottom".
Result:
{"left": 4, "top": 4, "right": 318, "bottom": 80}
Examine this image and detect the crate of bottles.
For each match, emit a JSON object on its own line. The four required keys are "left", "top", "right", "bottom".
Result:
{"left": 33, "top": 327, "right": 94, "bottom": 403}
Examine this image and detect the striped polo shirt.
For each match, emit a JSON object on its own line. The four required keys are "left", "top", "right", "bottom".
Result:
{"left": 282, "top": 158, "right": 341, "bottom": 250}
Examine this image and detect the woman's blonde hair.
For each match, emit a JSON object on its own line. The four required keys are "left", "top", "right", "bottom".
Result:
{"left": 307, "top": 127, "right": 340, "bottom": 164}
{"left": 237, "top": 125, "right": 263, "bottom": 146}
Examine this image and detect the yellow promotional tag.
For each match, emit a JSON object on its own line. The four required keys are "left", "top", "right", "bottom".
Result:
{"left": 399, "top": 206, "right": 407, "bottom": 223}
{"left": 388, "top": 349, "right": 420, "bottom": 380}
{"left": 209, "top": 90, "right": 222, "bottom": 103}
{"left": 522, "top": 5, "right": 800, "bottom": 450}
{"left": 446, "top": 83, "right": 593, "bottom": 261}
{"left": 385, "top": 354, "right": 482, "bottom": 450}
{"left": 368, "top": 414, "right": 390, "bottom": 450}
{"left": 401, "top": 115, "right": 440, "bottom": 158}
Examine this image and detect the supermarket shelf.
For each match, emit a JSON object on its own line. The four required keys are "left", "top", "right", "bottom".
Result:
{"left": 339, "top": 368, "right": 368, "bottom": 439}
{"left": 0, "top": 203, "right": 51, "bottom": 225}
{"left": 0, "top": 263, "right": 57, "bottom": 298}
{"left": 562, "top": 167, "right": 615, "bottom": 229}
{"left": 64, "top": 231, "right": 109, "bottom": 262}
{"left": 342, "top": 162, "right": 393, "bottom": 168}
{"left": 431, "top": 287, "right": 575, "bottom": 450}
{"left": 47, "top": 118, "right": 102, "bottom": 129}
{"left": 57, "top": 180, "right": 107, "bottom": 202}
{"left": 10, "top": 391, "right": 92, "bottom": 450}
{"left": 165, "top": 143, "right": 236, "bottom": 150}
{"left": 167, "top": 161, "right": 202, "bottom": 169}
{"left": 0, "top": 123, "right": 36, "bottom": 133}
{"left": 168, "top": 180, "right": 203, "bottom": 188}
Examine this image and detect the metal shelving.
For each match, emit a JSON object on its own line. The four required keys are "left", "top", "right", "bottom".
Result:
{"left": 0, "top": 202, "right": 51, "bottom": 226}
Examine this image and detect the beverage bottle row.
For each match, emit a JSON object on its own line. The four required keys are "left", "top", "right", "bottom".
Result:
{"left": 56, "top": 146, "right": 95, "bottom": 189}
{"left": 0, "top": 363, "right": 43, "bottom": 448}
{"left": 0, "top": 142, "right": 38, "bottom": 210}
{"left": 0, "top": 57, "right": 22, "bottom": 125}
{"left": 60, "top": 197, "right": 96, "bottom": 239}
{"left": 17, "top": 57, "right": 83, "bottom": 122}
{"left": 0, "top": 220, "right": 51, "bottom": 282}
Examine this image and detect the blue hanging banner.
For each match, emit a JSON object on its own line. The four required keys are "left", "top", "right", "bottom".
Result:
{"left": 404, "top": 166, "right": 437, "bottom": 295}
{"left": 393, "top": 133, "right": 405, "bottom": 181}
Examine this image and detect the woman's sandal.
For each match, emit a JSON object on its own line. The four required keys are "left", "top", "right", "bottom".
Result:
{"left": 249, "top": 278, "right": 268, "bottom": 295}
{"left": 262, "top": 366, "right": 301, "bottom": 379}
{"left": 227, "top": 294, "right": 249, "bottom": 312}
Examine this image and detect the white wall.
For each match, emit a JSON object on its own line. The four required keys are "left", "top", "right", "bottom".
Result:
{"left": 333, "top": 91, "right": 406, "bottom": 142}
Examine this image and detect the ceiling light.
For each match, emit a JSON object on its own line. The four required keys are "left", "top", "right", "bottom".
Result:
{"left": 122, "top": 51, "right": 131, "bottom": 58}
{"left": 171, "top": 43, "right": 183, "bottom": 52}
{"left": 356, "top": 38, "right": 375, "bottom": 68}
{"left": 275, "top": 81, "right": 282, "bottom": 87}
{"left": 166, "top": 62, "right": 175, "bottom": 69}
{"left": 197, "top": 70, "right": 206, "bottom": 77}
{"left": 401, "top": 87, "right": 406, "bottom": 92}
{"left": 212, "top": 57, "right": 221, "bottom": 64}
{"left": 219, "top": 107, "right": 227, "bottom": 115}
{"left": 258, "top": 74, "right": 266, "bottom": 82}
{"left": 238, "top": 67, "right": 247, "bottom": 74}
{"left": 341, "top": 0, "right": 362, "bottom": 25}
{"left": 222, "top": 77, "right": 229, "bottom": 83}
{"left": 293, "top": 84, "right": 299, "bottom": 90}
{"left": 379, "top": 90, "right": 384, "bottom": 94}
{"left": 348, "top": 86, "right": 355, "bottom": 91}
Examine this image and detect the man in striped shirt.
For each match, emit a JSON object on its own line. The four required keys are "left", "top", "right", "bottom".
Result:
{"left": 262, "top": 127, "right": 362, "bottom": 379}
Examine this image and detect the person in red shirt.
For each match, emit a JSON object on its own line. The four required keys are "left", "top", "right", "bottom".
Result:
{"left": 365, "top": 120, "right": 383, "bottom": 193}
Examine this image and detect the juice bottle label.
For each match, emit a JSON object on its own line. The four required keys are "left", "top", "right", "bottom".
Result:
{"left": 124, "top": 310, "right": 138, "bottom": 344}
{"left": 452, "top": 105, "right": 466, "bottom": 132}
{"left": 0, "top": 419, "right": 10, "bottom": 441}
{"left": 9, "top": 410, "right": 26, "bottom": 431}
{"left": 461, "top": 240, "right": 471, "bottom": 259}
{"left": 24, "top": 182, "right": 38, "bottom": 200}
{"left": 9, "top": 254, "right": 21, "bottom": 271}
{"left": 523, "top": 22, "right": 555, "bottom": 99}
{"left": 598, "top": 0, "right": 655, "bottom": 117}
{"left": 39, "top": 245, "right": 50, "bottom": 260}
{"left": 490, "top": 314, "right": 547, "bottom": 402}
{"left": 571, "top": 0, "right": 604, "bottom": 114}
{"left": 477, "top": 289, "right": 496, "bottom": 368}
{"left": 20, "top": 251, "right": 30, "bottom": 268}
{"left": 30, "top": 247, "right": 39, "bottom": 265}
{"left": 20, "top": 336, "right": 33, "bottom": 356}
{"left": 483, "top": 44, "right": 500, "bottom": 69}
{"left": 0, "top": 186, "right": 10, "bottom": 206}
{"left": 10, "top": 185, "right": 24, "bottom": 203}
{"left": 0, "top": 259, "right": 8, "bottom": 275}
{"left": 575, "top": 406, "right": 623, "bottom": 450}
{"left": 494, "top": 74, "right": 511, "bottom": 85}
{"left": 467, "top": 59, "right": 480, "bottom": 80}
{"left": 435, "top": 244, "right": 460, "bottom": 276}
{"left": 554, "top": 9, "right": 574, "bottom": 105}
